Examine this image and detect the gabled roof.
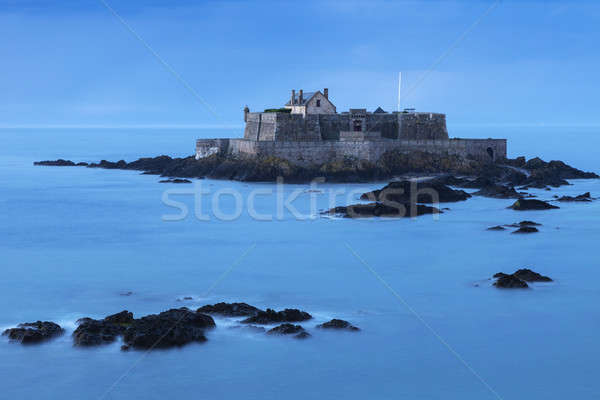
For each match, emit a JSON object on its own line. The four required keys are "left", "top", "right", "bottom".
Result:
{"left": 285, "top": 91, "right": 317, "bottom": 106}
{"left": 374, "top": 107, "right": 387, "bottom": 113}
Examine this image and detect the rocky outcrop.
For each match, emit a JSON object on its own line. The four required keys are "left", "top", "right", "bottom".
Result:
{"left": 473, "top": 184, "right": 521, "bottom": 199}
{"left": 266, "top": 323, "right": 310, "bottom": 339}
{"left": 34, "top": 159, "right": 88, "bottom": 167}
{"left": 197, "top": 302, "right": 262, "bottom": 317}
{"left": 557, "top": 192, "right": 593, "bottom": 202}
{"left": 509, "top": 199, "right": 559, "bottom": 211}
{"left": 325, "top": 203, "right": 441, "bottom": 218}
{"left": 494, "top": 275, "right": 529, "bottom": 289}
{"left": 3, "top": 321, "right": 64, "bottom": 344}
{"left": 316, "top": 319, "right": 360, "bottom": 331}
{"left": 159, "top": 178, "right": 192, "bottom": 184}
{"left": 73, "top": 310, "right": 134, "bottom": 346}
{"left": 360, "top": 180, "right": 471, "bottom": 203}
{"left": 493, "top": 268, "right": 552, "bottom": 288}
{"left": 122, "top": 308, "right": 215, "bottom": 349}
{"left": 34, "top": 153, "right": 598, "bottom": 185}
{"left": 512, "top": 226, "right": 539, "bottom": 234}
{"left": 487, "top": 225, "right": 506, "bottom": 231}
{"left": 241, "top": 308, "right": 312, "bottom": 325}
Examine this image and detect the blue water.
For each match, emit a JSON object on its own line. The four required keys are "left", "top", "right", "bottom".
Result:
{"left": 1, "top": 127, "right": 599, "bottom": 400}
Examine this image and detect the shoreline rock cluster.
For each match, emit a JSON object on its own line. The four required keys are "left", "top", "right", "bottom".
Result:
{"left": 492, "top": 268, "right": 553, "bottom": 289}
{"left": 3, "top": 302, "right": 359, "bottom": 348}
{"left": 34, "top": 152, "right": 598, "bottom": 185}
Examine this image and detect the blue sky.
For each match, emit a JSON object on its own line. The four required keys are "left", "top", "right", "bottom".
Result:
{"left": 1, "top": 0, "right": 599, "bottom": 127}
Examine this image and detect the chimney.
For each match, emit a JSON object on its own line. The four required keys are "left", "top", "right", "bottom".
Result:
{"left": 323, "top": 88, "right": 328, "bottom": 99}
{"left": 291, "top": 89, "right": 295, "bottom": 105}
{"left": 299, "top": 89, "right": 303, "bottom": 104}
{"left": 243, "top": 105, "right": 249, "bottom": 122}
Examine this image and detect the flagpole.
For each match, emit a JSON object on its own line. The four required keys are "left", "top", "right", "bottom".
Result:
{"left": 397, "top": 72, "right": 402, "bottom": 112}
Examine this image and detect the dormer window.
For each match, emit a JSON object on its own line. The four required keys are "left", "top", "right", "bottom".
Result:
{"left": 316, "top": 99, "right": 321, "bottom": 107}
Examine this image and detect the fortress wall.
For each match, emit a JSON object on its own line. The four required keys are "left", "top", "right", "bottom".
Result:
{"left": 212, "top": 138, "right": 507, "bottom": 166}
{"left": 398, "top": 113, "right": 448, "bottom": 140}
{"left": 366, "top": 114, "right": 399, "bottom": 139}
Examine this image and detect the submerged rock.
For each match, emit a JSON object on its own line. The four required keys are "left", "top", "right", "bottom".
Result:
{"left": 3, "top": 321, "right": 64, "bottom": 344}
{"left": 324, "top": 202, "right": 441, "bottom": 218}
{"left": 473, "top": 184, "right": 521, "bottom": 199}
{"left": 509, "top": 199, "right": 559, "bottom": 211}
{"left": 197, "top": 302, "right": 262, "bottom": 317}
{"left": 241, "top": 308, "right": 312, "bottom": 325}
{"left": 360, "top": 180, "right": 471, "bottom": 203}
{"left": 159, "top": 178, "right": 192, "bottom": 184}
{"left": 123, "top": 308, "right": 215, "bottom": 349}
{"left": 266, "top": 323, "right": 310, "bottom": 339}
{"left": 316, "top": 319, "right": 360, "bottom": 331}
{"left": 557, "top": 192, "right": 593, "bottom": 202}
{"left": 487, "top": 225, "right": 506, "bottom": 231}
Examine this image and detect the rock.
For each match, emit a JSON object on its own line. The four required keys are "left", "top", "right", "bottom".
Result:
{"left": 197, "top": 302, "right": 262, "bottom": 317}
{"left": 3, "top": 321, "right": 64, "bottom": 344}
{"left": 493, "top": 275, "right": 529, "bottom": 289}
{"left": 122, "top": 308, "right": 215, "bottom": 349}
{"left": 493, "top": 268, "right": 552, "bottom": 287}
{"left": 509, "top": 199, "right": 559, "bottom": 211}
{"left": 294, "top": 331, "right": 312, "bottom": 339}
{"left": 159, "top": 178, "right": 192, "bottom": 184}
{"left": 73, "top": 310, "right": 134, "bottom": 346}
{"left": 360, "top": 180, "right": 471, "bottom": 203}
{"left": 119, "top": 291, "right": 133, "bottom": 296}
{"left": 241, "top": 308, "right": 312, "bottom": 325}
{"left": 266, "top": 323, "right": 305, "bottom": 335}
{"left": 505, "top": 221, "right": 541, "bottom": 228}
{"left": 512, "top": 226, "right": 539, "bottom": 234}
{"left": 487, "top": 225, "right": 506, "bottom": 231}
{"left": 473, "top": 184, "right": 521, "bottom": 199}
{"left": 316, "top": 319, "right": 360, "bottom": 331}
{"left": 557, "top": 192, "right": 593, "bottom": 202}
{"left": 512, "top": 268, "right": 552, "bottom": 282}
{"left": 324, "top": 202, "right": 441, "bottom": 218}
{"left": 228, "top": 325, "right": 266, "bottom": 333}
{"left": 34, "top": 159, "right": 88, "bottom": 167}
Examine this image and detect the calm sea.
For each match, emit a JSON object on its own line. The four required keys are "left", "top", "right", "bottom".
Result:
{"left": 0, "top": 126, "right": 598, "bottom": 399}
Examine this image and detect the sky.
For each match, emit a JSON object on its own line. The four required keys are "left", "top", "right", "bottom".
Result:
{"left": 1, "top": 0, "right": 599, "bottom": 128}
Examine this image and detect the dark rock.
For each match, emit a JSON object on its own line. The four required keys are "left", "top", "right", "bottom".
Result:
{"left": 473, "top": 184, "right": 521, "bottom": 199}
{"left": 324, "top": 202, "right": 441, "bottom": 218}
{"left": 505, "top": 221, "right": 541, "bottom": 228}
{"left": 493, "top": 268, "right": 552, "bottom": 286}
{"left": 121, "top": 345, "right": 130, "bottom": 351}
{"left": 493, "top": 275, "right": 529, "bottom": 289}
{"left": 360, "top": 180, "right": 471, "bottom": 203}
{"left": 487, "top": 225, "right": 506, "bottom": 231}
{"left": 294, "top": 331, "right": 312, "bottom": 339}
{"left": 159, "top": 178, "right": 192, "bottom": 184}
{"left": 512, "top": 268, "right": 552, "bottom": 282}
{"left": 34, "top": 159, "right": 87, "bottom": 167}
{"left": 3, "top": 321, "right": 64, "bottom": 344}
{"left": 73, "top": 310, "right": 134, "bottom": 346}
{"left": 316, "top": 319, "right": 360, "bottom": 331}
{"left": 266, "top": 323, "right": 305, "bottom": 336}
{"left": 557, "top": 192, "right": 593, "bottom": 202}
{"left": 509, "top": 199, "right": 559, "bottom": 211}
{"left": 241, "top": 308, "right": 312, "bottom": 325}
{"left": 228, "top": 325, "right": 266, "bottom": 333}
{"left": 512, "top": 226, "right": 539, "bottom": 234}
{"left": 119, "top": 291, "right": 133, "bottom": 296}
{"left": 122, "top": 308, "right": 215, "bottom": 349}
{"left": 197, "top": 302, "right": 262, "bottom": 317}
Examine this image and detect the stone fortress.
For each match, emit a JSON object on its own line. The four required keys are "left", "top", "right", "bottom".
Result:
{"left": 196, "top": 88, "right": 506, "bottom": 166}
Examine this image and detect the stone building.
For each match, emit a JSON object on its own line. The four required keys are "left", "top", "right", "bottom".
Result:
{"left": 196, "top": 88, "right": 507, "bottom": 166}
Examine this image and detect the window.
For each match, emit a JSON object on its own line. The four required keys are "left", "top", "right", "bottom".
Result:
{"left": 353, "top": 119, "right": 362, "bottom": 132}
{"left": 316, "top": 99, "right": 321, "bottom": 107}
